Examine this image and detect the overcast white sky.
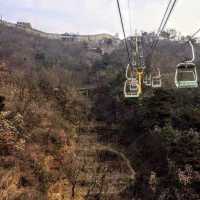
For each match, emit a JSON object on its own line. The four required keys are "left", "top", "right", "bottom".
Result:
{"left": 0, "top": 0, "right": 200, "bottom": 37}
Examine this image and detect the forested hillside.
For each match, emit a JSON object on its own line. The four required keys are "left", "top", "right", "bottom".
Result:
{"left": 0, "top": 23, "right": 199, "bottom": 200}
{"left": 1, "top": 23, "right": 200, "bottom": 87}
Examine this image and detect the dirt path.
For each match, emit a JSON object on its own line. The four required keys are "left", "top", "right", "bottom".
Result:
{"left": 95, "top": 144, "right": 135, "bottom": 180}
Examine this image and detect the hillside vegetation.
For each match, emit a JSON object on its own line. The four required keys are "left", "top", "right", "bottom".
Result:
{"left": 0, "top": 24, "right": 199, "bottom": 200}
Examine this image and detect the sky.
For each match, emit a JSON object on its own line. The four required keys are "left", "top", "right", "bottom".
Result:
{"left": 0, "top": 0, "right": 200, "bottom": 37}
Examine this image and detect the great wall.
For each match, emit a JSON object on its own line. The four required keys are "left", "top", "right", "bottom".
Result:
{"left": 0, "top": 20, "right": 120, "bottom": 43}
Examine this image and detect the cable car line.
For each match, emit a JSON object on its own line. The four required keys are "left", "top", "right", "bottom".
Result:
{"left": 116, "top": 0, "right": 132, "bottom": 66}
{"left": 128, "top": 0, "right": 133, "bottom": 36}
{"left": 178, "top": 26, "right": 200, "bottom": 59}
{"left": 147, "top": 0, "right": 178, "bottom": 68}
{"left": 127, "top": 0, "right": 135, "bottom": 53}
{"left": 156, "top": 0, "right": 174, "bottom": 35}
{"left": 151, "top": 0, "right": 178, "bottom": 51}
{"left": 151, "top": 0, "right": 174, "bottom": 49}
{"left": 116, "top": 0, "right": 142, "bottom": 98}
{"left": 116, "top": 0, "right": 144, "bottom": 98}
{"left": 144, "top": 0, "right": 178, "bottom": 91}
{"left": 191, "top": 27, "right": 200, "bottom": 39}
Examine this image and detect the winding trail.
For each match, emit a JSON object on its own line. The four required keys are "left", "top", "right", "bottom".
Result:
{"left": 95, "top": 144, "right": 135, "bottom": 180}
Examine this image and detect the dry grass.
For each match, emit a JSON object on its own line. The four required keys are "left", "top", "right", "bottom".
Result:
{"left": 0, "top": 168, "right": 24, "bottom": 200}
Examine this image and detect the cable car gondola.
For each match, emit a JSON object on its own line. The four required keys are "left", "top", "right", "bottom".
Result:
{"left": 124, "top": 78, "right": 141, "bottom": 98}
{"left": 124, "top": 64, "right": 142, "bottom": 98}
{"left": 175, "top": 40, "right": 198, "bottom": 88}
{"left": 175, "top": 62, "right": 198, "bottom": 88}
{"left": 143, "top": 73, "right": 152, "bottom": 86}
{"left": 152, "top": 68, "right": 162, "bottom": 88}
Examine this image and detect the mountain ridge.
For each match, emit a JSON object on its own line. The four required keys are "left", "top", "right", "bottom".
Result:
{"left": 1, "top": 19, "right": 119, "bottom": 42}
